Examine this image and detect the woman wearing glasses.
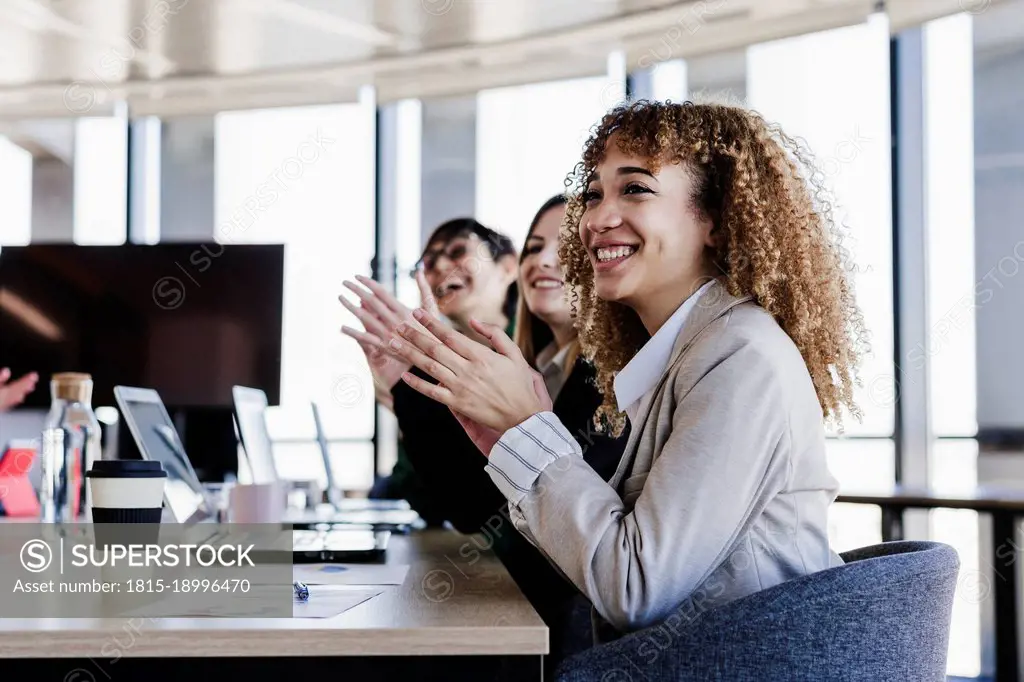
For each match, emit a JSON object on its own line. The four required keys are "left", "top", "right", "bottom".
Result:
{"left": 342, "top": 202, "right": 628, "bottom": 669}
{"left": 341, "top": 218, "right": 519, "bottom": 523}
{"left": 413, "top": 217, "right": 521, "bottom": 340}
{"left": 385, "top": 100, "right": 865, "bottom": 641}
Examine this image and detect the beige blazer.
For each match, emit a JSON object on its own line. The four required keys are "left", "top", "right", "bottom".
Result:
{"left": 496, "top": 280, "right": 844, "bottom": 640}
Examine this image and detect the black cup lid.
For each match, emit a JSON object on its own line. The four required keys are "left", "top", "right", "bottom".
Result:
{"left": 86, "top": 460, "right": 167, "bottom": 478}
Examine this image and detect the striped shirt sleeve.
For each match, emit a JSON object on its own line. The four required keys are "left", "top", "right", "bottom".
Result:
{"left": 484, "top": 411, "right": 582, "bottom": 506}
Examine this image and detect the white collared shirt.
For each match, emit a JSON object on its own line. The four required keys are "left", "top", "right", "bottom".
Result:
{"left": 613, "top": 280, "right": 715, "bottom": 422}
{"left": 535, "top": 342, "right": 572, "bottom": 402}
{"left": 484, "top": 280, "right": 714, "bottom": 506}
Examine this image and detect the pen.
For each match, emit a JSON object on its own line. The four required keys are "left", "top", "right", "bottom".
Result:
{"left": 293, "top": 580, "right": 309, "bottom": 602}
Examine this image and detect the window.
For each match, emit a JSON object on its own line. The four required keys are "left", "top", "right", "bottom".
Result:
{"left": 825, "top": 439, "right": 893, "bottom": 552}
{"left": 747, "top": 16, "right": 902, "bottom": 665}
{"left": 649, "top": 60, "right": 688, "bottom": 101}
{"left": 747, "top": 14, "right": 895, "bottom": 437}
{"left": 0, "top": 115, "right": 128, "bottom": 249}
{"left": 925, "top": 13, "right": 977, "bottom": 439}
{"left": 922, "top": 18, "right": 981, "bottom": 671}
{"left": 268, "top": 441, "right": 374, "bottom": 492}
{"left": 919, "top": 4, "right": 1024, "bottom": 676}
{"left": 971, "top": 1, "right": 1024, "bottom": 436}
{"left": 930, "top": 439, "right": 982, "bottom": 677}
{"left": 9, "top": 120, "right": 77, "bottom": 246}
{"left": 214, "top": 100, "right": 376, "bottom": 489}
{"left": 74, "top": 115, "right": 129, "bottom": 245}
{"left": 0, "top": 136, "right": 32, "bottom": 247}
{"left": 476, "top": 74, "right": 624, "bottom": 248}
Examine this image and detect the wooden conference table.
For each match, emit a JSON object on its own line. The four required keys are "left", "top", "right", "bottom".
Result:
{"left": 0, "top": 528, "right": 548, "bottom": 681}
{"left": 838, "top": 486, "right": 1024, "bottom": 682}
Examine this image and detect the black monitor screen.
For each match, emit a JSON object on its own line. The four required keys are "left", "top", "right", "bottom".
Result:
{"left": 0, "top": 243, "right": 283, "bottom": 409}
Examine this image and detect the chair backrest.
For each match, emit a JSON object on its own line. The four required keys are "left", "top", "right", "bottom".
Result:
{"left": 556, "top": 541, "right": 960, "bottom": 682}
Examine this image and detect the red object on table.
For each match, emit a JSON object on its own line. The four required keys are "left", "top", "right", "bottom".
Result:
{"left": 0, "top": 443, "right": 40, "bottom": 517}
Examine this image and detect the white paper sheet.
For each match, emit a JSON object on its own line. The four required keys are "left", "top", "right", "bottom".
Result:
{"left": 293, "top": 563, "right": 410, "bottom": 586}
{"left": 116, "top": 589, "right": 284, "bottom": 618}
{"left": 116, "top": 585, "right": 384, "bottom": 619}
{"left": 292, "top": 586, "right": 384, "bottom": 618}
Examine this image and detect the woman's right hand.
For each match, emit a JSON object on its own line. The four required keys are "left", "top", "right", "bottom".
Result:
{"left": 340, "top": 269, "right": 440, "bottom": 396}
{"left": 0, "top": 368, "right": 37, "bottom": 412}
{"left": 355, "top": 334, "right": 403, "bottom": 410}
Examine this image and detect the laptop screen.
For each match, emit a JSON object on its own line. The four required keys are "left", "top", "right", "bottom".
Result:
{"left": 232, "top": 388, "right": 278, "bottom": 485}
{"left": 121, "top": 399, "right": 207, "bottom": 523}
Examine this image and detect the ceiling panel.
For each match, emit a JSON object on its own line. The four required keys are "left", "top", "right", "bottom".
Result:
{"left": 0, "top": 0, "right": 662, "bottom": 87}
{"left": 887, "top": 0, "right": 1013, "bottom": 32}
{"left": 0, "top": 0, "right": 1014, "bottom": 119}
{"left": 624, "top": 0, "right": 877, "bottom": 69}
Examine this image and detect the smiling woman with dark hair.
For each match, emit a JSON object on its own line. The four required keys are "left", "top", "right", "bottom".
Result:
{"left": 414, "top": 217, "right": 519, "bottom": 337}
{"left": 340, "top": 217, "right": 519, "bottom": 523}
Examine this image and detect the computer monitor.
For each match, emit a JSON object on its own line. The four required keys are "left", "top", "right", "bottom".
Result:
{"left": 0, "top": 243, "right": 284, "bottom": 409}
{"left": 113, "top": 386, "right": 213, "bottom": 523}
{"left": 231, "top": 386, "right": 278, "bottom": 485}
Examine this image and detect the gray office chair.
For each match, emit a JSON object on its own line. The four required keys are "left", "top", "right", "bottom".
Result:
{"left": 556, "top": 541, "right": 959, "bottom": 682}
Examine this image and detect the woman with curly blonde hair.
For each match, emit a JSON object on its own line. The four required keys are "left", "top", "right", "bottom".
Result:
{"left": 385, "top": 99, "right": 866, "bottom": 640}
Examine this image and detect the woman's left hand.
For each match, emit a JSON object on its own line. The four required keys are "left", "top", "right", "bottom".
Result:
{"left": 449, "top": 409, "right": 503, "bottom": 457}
{"left": 387, "top": 308, "right": 552, "bottom": 435}
{"left": 449, "top": 368, "right": 553, "bottom": 456}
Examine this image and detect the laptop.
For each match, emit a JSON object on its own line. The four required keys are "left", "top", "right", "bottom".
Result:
{"left": 231, "top": 385, "right": 421, "bottom": 531}
{"left": 113, "top": 386, "right": 389, "bottom": 563}
{"left": 231, "top": 385, "right": 281, "bottom": 486}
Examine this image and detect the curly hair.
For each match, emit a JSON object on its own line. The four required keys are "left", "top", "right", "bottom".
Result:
{"left": 558, "top": 99, "right": 867, "bottom": 436}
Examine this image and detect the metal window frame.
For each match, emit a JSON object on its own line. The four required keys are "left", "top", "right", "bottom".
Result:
{"left": 372, "top": 101, "right": 402, "bottom": 479}
{"left": 890, "top": 29, "right": 933, "bottom": 498}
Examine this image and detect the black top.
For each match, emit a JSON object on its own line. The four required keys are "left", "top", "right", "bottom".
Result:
{"left": 85, "top": 460, "right": 166, "bottom": 478}
{"left": 392, "top": 357, "right": 629, "bottom": 669}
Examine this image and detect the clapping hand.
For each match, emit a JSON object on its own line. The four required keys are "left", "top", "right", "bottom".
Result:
{"left": 0, "top": 368, "right": 38, "bottom": 412}
{"left": 340, "top": 270, "right": 440, "bottom": 406}
{"left": 448, "top": 369, "right": 552, "bottom": 456}
{"left": 386, "top": 308, "right": 552, "bottom": 443}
